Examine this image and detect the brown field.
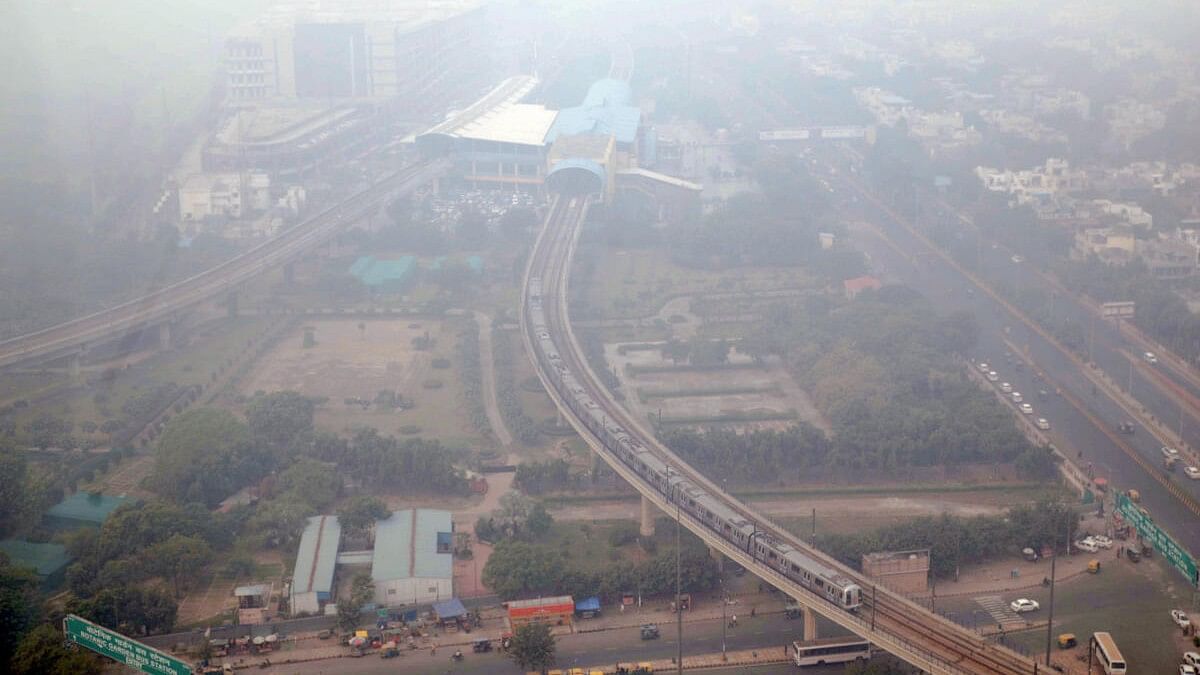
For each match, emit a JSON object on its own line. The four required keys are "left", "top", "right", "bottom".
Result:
{"left": 239, "top": 318, "right": 485, "bottom": 447}
{"left": 606, "top": 343, "right": 831, "bottom": 434}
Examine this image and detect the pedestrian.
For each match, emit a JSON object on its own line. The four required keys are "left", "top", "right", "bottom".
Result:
{"left": 620, "top": 603, "right": 624, "bottom": 614}
{"left": 750, "top": 607, "right": 756, "bottom": 618}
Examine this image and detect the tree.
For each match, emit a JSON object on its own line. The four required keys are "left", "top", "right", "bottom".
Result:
{"left": 0, "top": 450, "right": 31, "bottom": 536}
{"left": 499, "top": 207, "right": 538, "bottom": 241}
{"left": 337, "top": 496, "right": 390, "bottom": 544}
{"left": 245, "top": 391, "right": 315, "bottom": 461}
{"left": 457, "top": 207, "right": 489, "bottom": 245}
{"left": 10, "top": 624, "right": 103, "bottom": 675}
{"left": 26, "top": 414, "right": 72, "bottom": 450}
{"left": 481, "top": 540, "right": 566, "bottom": 599}
{"left": 526, "top": 502, "right": 553, "bottom": 540}
{"left": 337, "top": 572, "right": 375, "bottom": 632}
{"left": 66, "top": 586, "right": 178, "bottom": 636}
{"left": 150, "top": 408, "right": 257, "bottom": 507}
{"left": 508, "top": 622, "right": 556, "bottom": 674}
{"left": 0, "top": 554, "right": 39, "bottom": 669}
{"left": 276, "top": 458, "right": 341, "bottom": 511}
{"left": 145, "top": 534, "right": 212, "bottom": 597}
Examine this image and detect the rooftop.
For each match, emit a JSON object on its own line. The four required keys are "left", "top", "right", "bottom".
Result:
{"left": 235, "top": 584, "right": 271, "bottom": 597}
{"left": 229, "top": 0, "right": 483, "bottom": 39}
{"left": 293, "top": 515, "right": 341, "bottom": 595}
{"left": 0, "top": 540, "right": 70, "bottom": 577}
{"left": 616, "top": 167, "right": 703, "bottom": 192}
{"left": 372, "top": 509, "right": 453, "bottom": 582}
{"left": 45, "top": 492, "right": 127, "bottom": 525}
{"left": 548, "top": 134, "right": 615, "bottom": 164}
{"left": 422, "top": 76, "right": 544, "bottom": 141}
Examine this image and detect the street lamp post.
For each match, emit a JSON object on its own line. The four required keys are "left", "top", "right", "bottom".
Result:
{"left": 719, "top": 575, "right": 726, "bottom": 660}
{"left": 675, "top": 498, "right": 683, "bottom": 675}
{"left": 1044, "top": 551, "right": 1057, "bottom": 667}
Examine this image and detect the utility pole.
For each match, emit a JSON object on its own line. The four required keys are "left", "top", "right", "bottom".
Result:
{"left": 1044, "top": 551, "right": 1057, "bottom": 667}
{"left": 675, "top": 498, "right": 683, "bottom": 675}
{"left": 719, "top": 574, "right": 726, "bottom": 660}
{"left": 810, "top": 508, "right": 816, "bottom": 545}
{"left": 870, "top": 585, "right": 876, "bottom": 631}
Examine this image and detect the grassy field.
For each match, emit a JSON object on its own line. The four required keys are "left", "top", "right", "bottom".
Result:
{"left": 239, "top": 318, "right": 485, "bottom": 448}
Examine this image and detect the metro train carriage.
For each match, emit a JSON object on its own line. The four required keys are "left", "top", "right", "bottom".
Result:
{"left": 526, "top": 279, "right": 862, "bottom": 612}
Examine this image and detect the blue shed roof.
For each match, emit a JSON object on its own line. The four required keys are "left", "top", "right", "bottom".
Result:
{"left": 372, "top": 509, "right": 453, "bottom": 582}
{"left": 432, "top": 598, "right": 467, "bottom": 619}
{"left": 582, "top": 79, "right": 632, "bottom": 108}
{"left": 46, "top": 492, "right": 127, "bottom": 525}
{"left": 575, "top": 596, "right": 601, "bottom": 612}
{"left": 293, "top": 515, "right": 340, "bottom": 595}
{"left": 0, "top": 540, "right": 70, "bottom": 577}
{"left": 349, "top": 256, "right": 416, "bottom": 287}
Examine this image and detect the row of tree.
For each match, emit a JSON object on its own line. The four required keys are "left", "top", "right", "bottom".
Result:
{"left": 817, "top": 501, "right": 1080, "bottom": 579}
{"left": 491, "top": 326, "right": 541, "bottom": 445}
{"left": 730, "top": 290, "right": 1055, "bottom": 478}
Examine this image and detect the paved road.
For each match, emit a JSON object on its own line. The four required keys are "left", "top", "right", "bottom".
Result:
{"left": 474, "top": 311, "right": 514, "bottom": 448}
{"left": 841, "top": 192, "right": 1200, "bottom": 556}
{"left": 272, "top": 615, "right": 830, "bottom": 674}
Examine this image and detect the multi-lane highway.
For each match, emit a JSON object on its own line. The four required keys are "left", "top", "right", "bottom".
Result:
{"left": 0, "top": 159, "right": 447, "bottom": 371}
{"left": 522, "top": 194, "right": 1049, "bottom": 674}
{"left": 828, "top": 158, "right": 1200, "bottom": 557}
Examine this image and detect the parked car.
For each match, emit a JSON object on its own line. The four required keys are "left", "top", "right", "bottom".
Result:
{"left": 1183, "top": 652, "right": 1200, "bottom": 667}
{"left": 987, "top": 370, "right": 999, "bottom": 382}
{"left": 1163, "top": 446, "right": 1181, "bottom": 460}
{"left": 1127, "top": 548, "right": 1141, "bottom": 562}
{"left": 1185, "top": 466, "right": 1200, "bottom": 480}
{"left": 1075, "top": 538, "right": 1099, "bottom": 553}
{"left": 978, "top": 362, "right": 990, "bottom": 372}
{"left": 1000, "top": 382, "right": 1013, "bottom": 393}
{"left": 1171, "top": 609, "right": 1191, "bottom": 629}
{"left": 1036, "top": 418, "right": 1051, "bottom": 430}
{"left": 1091, "top": 535, "right": 1113, "bottom": 549}
{"left": 1020, "top": 403, "right": 1034, "bottom": 415}
{"left": 1012, "top": 391, "right": 1024, "bottom": 403}
{"left": 1010, "top": 598, "right": 1040, "bottom": 613}
{"left": 1181, "top": 664, "right": 1197, "bottom": 675}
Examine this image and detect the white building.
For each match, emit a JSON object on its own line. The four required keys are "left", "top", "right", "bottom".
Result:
{"left": 290, "top": 515, "right": 341, "bottom": 616}
{"left": 179, "top": 173, "right": 270, "bottom": 223}
{"left": 372, "top": 509, "right": 453, "bottom": 607}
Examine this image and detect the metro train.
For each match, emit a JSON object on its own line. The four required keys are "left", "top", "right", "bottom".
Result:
{"left": 526, "top": 274, "right": 863, "bottom": 611}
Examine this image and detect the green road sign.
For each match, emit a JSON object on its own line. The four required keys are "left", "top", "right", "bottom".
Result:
{"left": 64, "top": 614, "right": 192, "bottom": 675}
{"left": 1116, "top": 493, "right": 1198, "bottom": 587}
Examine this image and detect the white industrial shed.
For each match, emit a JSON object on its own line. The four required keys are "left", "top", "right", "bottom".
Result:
{"left": 290, "top": 515, "right": 341, "bottom": 615}
{"left": 371, "top": 509, "right": 454, "bottom": 607}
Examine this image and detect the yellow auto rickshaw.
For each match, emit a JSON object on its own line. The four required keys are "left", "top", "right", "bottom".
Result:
{"left": 1057, "top": 633, "right": 1077, "bottom": 649}
{"left": 1087, "top": 559, "right": 1101, "bottom": 573}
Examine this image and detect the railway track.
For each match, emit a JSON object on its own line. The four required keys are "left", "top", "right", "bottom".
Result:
{"left": 522, "top": 194, "right": 1048, "bottom": 674}
{"left": 0, "top": 159, "right": 447, "bottom": 370}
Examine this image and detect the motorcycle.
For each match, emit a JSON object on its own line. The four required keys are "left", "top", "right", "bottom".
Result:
{"left": 452, "top": 650, "right": 464, "bottom": 662}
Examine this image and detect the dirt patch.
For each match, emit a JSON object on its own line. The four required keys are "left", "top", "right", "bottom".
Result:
{"left": 607, "top": 344, "right": 831, "bottom": 434}
{"left": 239, "top": 319, "right": 483, "bottom": 445}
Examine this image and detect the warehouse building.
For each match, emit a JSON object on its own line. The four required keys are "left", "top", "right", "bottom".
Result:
{"left": 290, "top": 515, "right": 341, "bottom": 615}
{"left": 371, "top": 509, "right": 454, "bottom": 607}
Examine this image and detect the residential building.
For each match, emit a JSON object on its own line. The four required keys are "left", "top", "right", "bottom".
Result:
{"left": 179, "top": 173, "right": 271, "bottom": 223}
{"left": 1138, "top": 237, "right": 1198, "bottom": 280}
{"left": 1073, "top": 226, "right": 1136, "bottom": 265}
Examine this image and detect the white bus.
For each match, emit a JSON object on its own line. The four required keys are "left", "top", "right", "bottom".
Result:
{"left": 1091, "top": 632, "right": 1126, "bottom": 674}
{"left": 792, "top": 637, "right": 871, "bottom": 667}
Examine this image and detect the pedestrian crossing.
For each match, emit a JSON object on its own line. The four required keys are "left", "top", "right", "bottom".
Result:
{"left": 974, "top": 595, "right": 1023, "bottom": 627}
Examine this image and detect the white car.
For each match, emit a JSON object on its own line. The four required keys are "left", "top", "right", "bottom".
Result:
{"left": 987, "top": 370, "right": 999, "bottom": 382}
{"left": 978, "top": 362, "right": 990, "bottom": 372}
{"left": 1172, "top": 609, "right": 1192, "bottom": 629}
{"left": 1020, "top": 403, "right": 1034, "bottom": 415}
{"left": 1075, "top": 538, "right": 1099, "bottom": 553}
{"left": 1036, "top": 418, "right": 1051, "bottom": 430}
{"left": 1091, "top": 535, "right": 1113, "bottom": 549}
{"left": 1182, "top": 664, "right": 1197, "bottom": 675}
{"left": 1000, "top": 382, "right": 1013, "bottom": 393}
{"left": 1012, "top": 391, "right": 1024, "bottom": 403}
{"left": 1144, "top": 351, "right": 1158, "bottom": 364}
{"left": 1185, "top": 466, "right": 1200, "bottom": 480}
{"left": 1183, "top": 651, "right": 1200, "bottom": 667}
{"left": 1010, "top": 598, "right": 1039, "bottom": 613}
{"left": 1011, "top": 254, "right": 1025, "bottom": 264}
{"left": 1163, "top": 446, "right": 1181, "bottom": 460}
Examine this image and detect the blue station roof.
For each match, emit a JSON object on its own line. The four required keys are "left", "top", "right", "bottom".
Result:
{"left": 546, "top": 78, "right": 640, "bottom": 146}
{"left": 432, "top": 598, "right": 467, "bottom": 619}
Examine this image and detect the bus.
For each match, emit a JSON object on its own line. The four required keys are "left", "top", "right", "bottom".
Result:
{"left": 792, "top": 637, "right": 871, "bottom": 667}
{"left": 1090, "top": 632, "right": 1126, "bottom": 674}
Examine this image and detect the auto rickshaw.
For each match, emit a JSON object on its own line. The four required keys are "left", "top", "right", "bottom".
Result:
{"left": 1057, "top": 633, "right": 1077, "bottom": 649}
{"left": 640, "top": 623, "right": 660, "bottom": 640}
{"left": 1087, "top": 560, "right": 1101, "bottom": 574}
